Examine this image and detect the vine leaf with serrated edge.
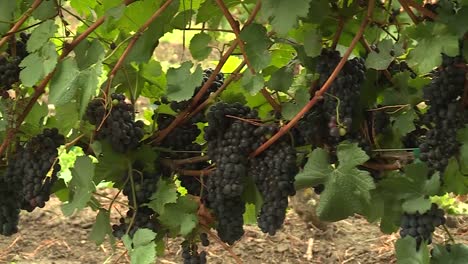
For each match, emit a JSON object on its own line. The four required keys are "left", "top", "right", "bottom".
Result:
{"left": 295, "top": 142, "right": 375, "bottom": 221}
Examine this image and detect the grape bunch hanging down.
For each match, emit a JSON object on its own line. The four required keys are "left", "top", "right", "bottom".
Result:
{"left": 4, "top": 128, "right": 64, "bottom": 212}
{"left": 317, "top": 49, "right": 366, "bottom": 140}
{"left": 204, "top": 102, "right": 262, "bottom": 244}
{"left": 419, "top": 55, "right": 466, "bottom": 172}
{"left": 181, "top": 242, "right": 207, "bottom": 264}
{"left": 250, "top": 131, "right": 297, "bottom": 235}
{"left": 112, "top": 162, "right": 160, "bottom": 238}
{"left": 0, "top": 177, "right": 21, "bottom": 236}
{"left": 400, "top": 203, "right": 446, "bottom": 247}
{"left": 0, "top": 33, "right": 30, "bottom": 95}
{"left": 85, "top": 93, "right": 145, "bottom": 152}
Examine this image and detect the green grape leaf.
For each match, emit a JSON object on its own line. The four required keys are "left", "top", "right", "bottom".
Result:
{"left": 303, "top": 28, "right": 322, "bottom": 57}
{"left": 166, "top": 62, "right": 203, "bottom": 101}
{"left": 240, "top": 23, "right": 272, "bottom": 71}
{"left": 53, "top": 103, "right": 79, "bottom": 135}
{"left": 23, "top": 102, "right": 47, "bottom": 133}
{"left": 62, "top": 156, "right": 96, "bottom": 216}
{"left": 365, "top": 39, "right": 404, "bottom": 70}
{"left": 266, "top": 66, "right": 294, "bottom": 92}
{"left": 20, "top": 42, "right": 58, "bottom": 87}
{"left": 27, "top": 20, "right": 57, "bottom": 53}
{"left": 241, "top": 70, "right": 264, "bottom": 95}
{"left": 316, "top": 142, "right": 374, "bottom": 221}
{"left": 295, "top": 148, "right": 333, "bottom": 190}
{"left": 29, "top": 0, "right": 58, "bottom": 20}
{"left": 430, "top": 244, "right": 468, "bottom": 264}
{"left": 392, "top": 108, "right": 416, "bottom": 137}
{"left": 395, "top": 237, "right": 430, "bottom": 264}
{"left": 443, "top": 158, "right": 468, "bottom": 195}
{"left": 122, "top": 229, "right": 157, "bottom": 264}
{"left": 77, "top": 63, "right": 102, "bottom": 118}
{"left": 93, "top": 142, "right": 128, "bottom": 183}
{"left": 89, "top": 209, "right": 114, "bottom": 245}
{"left": 243, "top": 203, "right": 258, "bottom": 225}
{"left": 402, "top": 196, "right": 432, "bottom": 214}
{"left": 281, "top": 83, "right": 309, "bottom": 120}
{"left": 439, "top": 6, "right": 468, "bottom": 38}
{"left": 407, "top": 23, "right": 459, "bottom": 73}
{"left": 262, "top": 0, "right": 312, "bottom": 35}
{"left": 49, "top": 58, "right": 80, "bottom": 105}
{"left": 157, "top": 196, "right": 198, "bottom": 236}
{"left": 0, "top": 1, "right": 15, "bottom": 35}
{"left": 70, "top": 0, "right": 98, "bottom": 16}
{"left": 148, "top": 179, "right": 178, "bottom": 215}
{"left": 74, "top": 39, "right": 105, "bottom": 70}
{"left": 189, "top": 32, "right": 212, "bottom": 60}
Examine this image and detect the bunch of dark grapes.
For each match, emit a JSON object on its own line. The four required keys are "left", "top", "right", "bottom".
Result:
{"left": 85, "top": 93, "right": 144, "bottom": 152}
{"left": 317, "top": 50, "right": 366, "bottom": 140}
{"left": 204, "top": 102, "right": 262, "bottom": 244}
{"left": 250, "top": 131, "right": 297, "bottom": 235}
{"left": 112, "top": 207, "right": 159, "bottom": 238}
{"left": 400, "top": 203, "right": 446, "bottom": 248}
{"left": 112, "top": 162, "right": 160, "bottom": 238}
{"left": 200, "top": 232, "right": 210, "bottom": 246}
{"left": 0, "top": 177, "right": 21, "bottom": 236}
{"left": 154, "top": 113, "right": 200, "bottom": 150}
{"left": 296, "top": 109, "right": 328, "bottom": 146}
{"left": 0, "top": 33, "right": 30, "bottom": 94}
{"left": 4, "top": 128, "right": 64, "bottom": 212}
{"left": 367, "top": 108, "right": 391, "bottom": 135}
{"left": 387, "top": 61, "right": 417, "bottom": 79}
{"left": 419, "top": 55, "right": 466, "bottom": 172}
{"left": 181, "top": 242, "right": 207, "bottom": 264}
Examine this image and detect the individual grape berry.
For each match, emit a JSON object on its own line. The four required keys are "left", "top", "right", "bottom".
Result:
{"left": 86, "top": 93, "right": 145, "bottom": 152}
{"left": 200, "top": 232, "right": 210, "bottom": 247}
{"left": 4, "top": 128, "right": 64, "bottom": 212}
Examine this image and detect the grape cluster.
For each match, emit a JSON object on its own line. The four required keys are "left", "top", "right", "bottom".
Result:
{"left": 155, "top": 113, "right": 200, "bottom": 150}
{"left": 200, "top": 232, "right": 210, "bottom": 246}
{"left": 0, "top": 33, "right": 30, "bottom": 94}
{"left": 204, "top": 102, "right": 262, "bottom": 244}
{"left": 387, "top": 61, "right": 417, "bottom": 78}
{"left": 5, "top": 128, "right": 64, "bottom": 212}
{"left": 419, "top": 55, "right": 466, "bottom": 172}
{"left": 400, "top": 203, "right": 446, "bottom": 247}
{"left": 368, "top": 109, "right": 391, "bottom": 135}
{"left": 112, "top": 162, "right": 160, "bottom": 238}
{"left": 250, "top": 135, "right": 297, "bottom": 235}
{"left": 0, "top": 177, "right": 21, "bottom": 236}
{"left": 181, "top": 242, "right": 207, "bottom": 264}
{"left": 86, "top": 93, "right": 145, "bottom": 152}
{"left": 317, "top": 49, "right": 366, "bottom": 139}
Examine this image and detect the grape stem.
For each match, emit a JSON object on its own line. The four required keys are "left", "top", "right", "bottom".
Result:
{"left": 0, "top": 0, "right": 138, "bottom": 158}
{"left": 405, "top": 0, "right": 437, "bottom": 20}
{"left": 398, "top": 0, "right": 420, "bottom": 24}
{"left": 251, "top": 0, "right": 376, "bottom": 157}
{"left": 442, "top": 224, "right": 456, "bottom": 243}
{"left": 93, "top": 191, "right": 133, "bottom": 209}
{"left": 225, "top": 115, "right": 264, "bottom": 126}
{"left": 0, "top": 0, "right": 43, "bottom": 49}
{"left": 125, "top": 161, "right": 138, "bottom": 235}
{"left": 331, "top": 17, "right": 345, "bottom": 50}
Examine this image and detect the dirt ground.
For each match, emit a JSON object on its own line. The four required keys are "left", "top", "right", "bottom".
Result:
{"left": 0, "top": 192, "right": 466, "bottom": 264}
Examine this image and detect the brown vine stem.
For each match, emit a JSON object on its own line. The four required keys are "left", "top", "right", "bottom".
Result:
{"left": 0, "top": 0, "right": 43, "bottom": 49}
{"left": 405, "top": 0, "right": 437, "bottom": 20}
{"left": 251, "top": 0, "right": 376, "bottom": 157}
{"left": 398, "top": 0, "right": 419, "bottom": 24}
{"left": 0, "top": 0, "right": 136, "bottom": 157}
{"left": 362, "top": 161, "right": 402, "bottom": 171}
{"left": 154, "top": 1, "right": 262, "bottom": 144}
{"left": 215, "top": 0, "right": 254, "bottom": 73}
{"left": 171, "top": 155, "right": 210, "bottom": 165}
{"left": 104, "top": 0, "right": 175, "bottom": 95}
{"left": 260, "top": 88, "right": 282, "bottom": 112}
{"left": 331, "top": 17, "right": 345, "bottom": 50}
